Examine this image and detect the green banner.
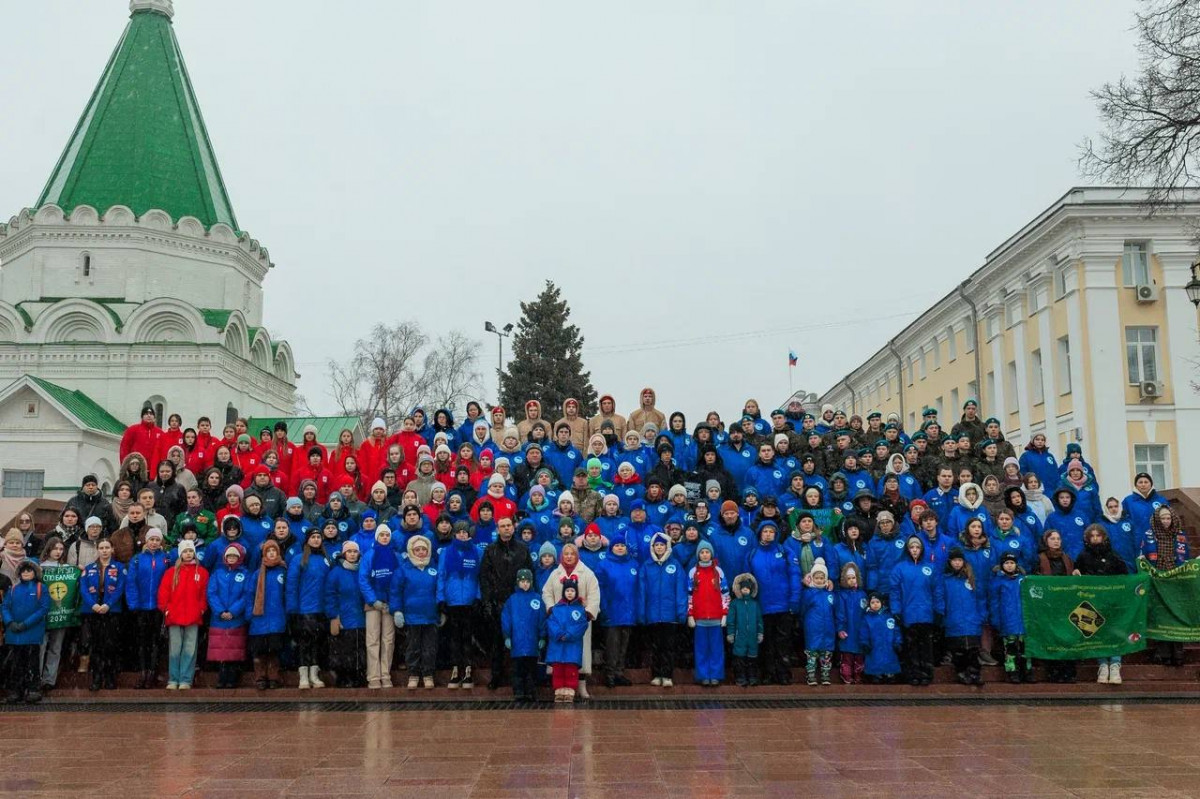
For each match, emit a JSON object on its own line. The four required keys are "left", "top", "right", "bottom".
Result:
{"left": 42, "top": 564, "right": 81, "bottom": 630}
{"left": 1141, "top": 558, "right": 1200, "bottom": 642}
{"left": 1021, "top": 575, "right": 1148, "bottom": 660}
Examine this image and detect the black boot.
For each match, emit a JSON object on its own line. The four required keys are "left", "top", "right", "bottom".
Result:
{"left": 5, "top": 690, "right": 21, "bottom": 704}
{"left": 134, "top": 671, "right": 147, "bottom": 690}
{"left": 90, "top": 673, "right": 102, "bottom": 692}
{"left": 24, "top": 690, "right": 42, "bottom": 704}
{"left": 104, "top": 672, "right": 117, "bottom": 690}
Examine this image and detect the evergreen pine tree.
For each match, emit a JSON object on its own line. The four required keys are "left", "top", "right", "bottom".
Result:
{"left": 499, "top": 281, "right": 597, "bottom": 420}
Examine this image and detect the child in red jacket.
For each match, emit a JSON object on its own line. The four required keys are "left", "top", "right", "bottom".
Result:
{"left": 157, "top": 540, "right": 209, "bottom": 689}
{"left": 687, "top": 540, "right": 729, "bottom": 686}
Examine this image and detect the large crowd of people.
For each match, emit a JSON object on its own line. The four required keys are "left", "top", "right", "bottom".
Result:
{"left": 2, "top": 389, "right": 1191, "bottom": 703}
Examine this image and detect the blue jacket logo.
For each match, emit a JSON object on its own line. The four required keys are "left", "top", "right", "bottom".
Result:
{"left": 339, "top": 522, "right": 349, "bottom": 532}
{"left": 1122, "top": 523, "right": 1132, "bottom": 532}
{"left": 665, "top": 564, "right": 677, "bottom": 574}
{"left": 859, "top": 598, "right": 867, "bottom": 609}
{"left": 921, "top": 566, "right": 932, "bottom": 576}
{"left": 234, "top": 573, "right": 245, "bottom": 582}
{"left": 571, "top": 609, "right": 582, "bottom": 621}
{"left": 630, "top": 567, "right": 638, "bottom": 576}
{"left": 1009, "top": 539, "right": 1020, "bottom": 549}
{"left": 598, "top": 553, "right": 607, "bottom": 560}
{"left": 738, "top": 537, "right": 748, "bottom": 546}
{"left": 895, "top": 540, "right": 904, "bottom": 548}
{"left": 276, "top": 573, "right": 285, "bottom": 584}
{"left": 886, "top": 618, "right": 895, "bottom": 629}
{"left": 775, "top": 551, "right": 783, "bottom": 559}
{"left": 1075, "top": 518, "right": 1084, "bottom": 526}
{"left": 428, "top": 568, "right": 438, "bottom": 576}
{"left": 826, "top": 594, "right": 834, "bottom": 604}
{"left": 530, "top": 599, "right": 541, "bottom": 610}
{"left": 568, "top": 452, "right": 577, "bottom": 459}
{"left": 983, "top": 551, "right": 991, "bottom": 559}
{"left": 773, "top": 471, "right": 782, "bottom": 480}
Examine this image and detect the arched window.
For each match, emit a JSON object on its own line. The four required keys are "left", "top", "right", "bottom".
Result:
{"left": 82, "top": 253, "right": 92, "bottom": 277}
{"left": 144, "top": 395, "right": 166, "bottom": 425}
{"left": 226, "top": 403, "right": 239, "bottom": 425}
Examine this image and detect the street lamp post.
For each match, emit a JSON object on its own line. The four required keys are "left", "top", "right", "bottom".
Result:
{"left": 1186, "top": 258, "right": 1200, "bottom": 307}
{"left": 485, "top": 321, "right": 514, "bottom": 391}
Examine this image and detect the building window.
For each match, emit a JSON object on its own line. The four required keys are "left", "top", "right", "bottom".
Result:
{"left": 985, "top": 314, "right": 999, "bottom": 340}
{"left": 950, "top": 387, "right": 960, "bottom": 416}
{"left": 907, "top": 359, "right": 914, "bottom": 386}
{"left": 81, "top": 253, "right": 92, "bottom": 278}
{"left": 1122, "top": 242, "right": 1150, "bottom": 287}
{"left": 918, "top": 350, "right": 927, "bottom": 380}
{"left": 1005, "top": 298, "right": 1022, "bottom": 328}
{"left": 986, "top": 371, "right": 996, "bottom": 413}
{"left": 226, "top": 403, "right": 239, "bottom": 425}
{"left": 1134, "top": 444, "right": 1170, "bottom": 488}
{"left": 964, "top": 318, "right": 976, "bottom": 352}
{"left": 1029, "top": 285, "right": 1045, "bottom": 314}
{"left": 1057, "top": 336, "right": 1072, "bottom": 395}
{"left": 932, "top": 338, "right": 941, "bottom": 370}
{"left": 1005, "top": 361, "right": 1018, "bottom": 411}
{"left": 1, "top": 470, "right": 44, "bottom": 498}
{"left": 1055, "top": 264, "right": 1071, "bottom": 298}
{"left": 1125, "top": 326, "right": 1160, "bottom": 384}
{"left": 947, "top": 326, "right": 957, "bottom": 361}
{"left": 1031, "top": 349, "right": 1044, "bottom": 405}
{"left": 935, "top": 395, "right": 944, "bottom": 419}
{"left": 144, "top": 396, "right": 166, "bottom": 424}
{"left": 908, "top": 412, "right": 916, "bottom": 432}
{"left": 966, "top": 381, "right": 978, "bottom": 405}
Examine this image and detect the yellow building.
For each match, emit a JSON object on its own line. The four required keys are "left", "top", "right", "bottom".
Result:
{"left": 818, "top": 187, "right": 1200, "bottom": 491}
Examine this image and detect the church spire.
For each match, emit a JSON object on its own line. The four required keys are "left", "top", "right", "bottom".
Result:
{"left": 36, "top": 1, "right": 238, "bottom": 229}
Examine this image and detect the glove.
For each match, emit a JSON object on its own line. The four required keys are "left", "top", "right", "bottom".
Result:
{"left": 438, "top": 613, "right": 447, "bottom": 628}
{"left": 687, "top": 617, "right": 696, "bottom": 629}
{"left": 219, "top": 611, "right": 233, "bottom": 621}
{"left": 538, "top": 638, "right": 546, "bottom": 650}
{"left": 330, "top": 618, "right": 341, "bottom": 636}
{"left": 838, "top": 631, "right": 848, "bottom": 640}
{"left": 373, "top": 600, "right": 388, "bottom": 612}
{"left": 720, "top": 616, "right": 727, "bottom": 628}
{"left": 505, "top": 638, "right": 512, "bottom": 650}
{"left": 9, "top": 622, "right": 24, "bottom": 633}
{"left": 757, "top": 633, "right": 764, "bottom": 643}
{"left": 725, "top": 634, "right": 734, "bottom": 644}
{"left": 393, "top": 612, "right": 405, "bottom": 628}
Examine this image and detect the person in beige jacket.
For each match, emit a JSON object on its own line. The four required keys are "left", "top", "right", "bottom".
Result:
{"left": 516, "top": 400, "right": 544, "bottom": 441}
{"left": 588, "top": 394, "right": 627, "bottom": 440}
{"left": 628, "top": 387, "right": 666, "bottom": 434}
{"left": 556, "top": 398, "right": 589, "bottom": 450}
{"left": 541, "top": 543, "right": 601, "bottom": 699}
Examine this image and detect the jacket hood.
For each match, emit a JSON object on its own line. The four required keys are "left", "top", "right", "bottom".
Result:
{"left": 649, "top": 531, "right": 673, "bottom": 564}
{"left": 885, "top": 454, "right": 909, "bottom": 476}
{"left": 406, "top": 534, "right": 432, "bottom": 568}
{"left": 639, "top": 387, "right": 657, "bottom": 407}
{"left": 1101, "top": 497, "right": 1124, "bottom": 524}
{"left": 957, "top": 483, "right": 983, "bottom": 511}
{"left": 598, "top": 394, "right": 616, "bottom": 408}
{"left": 562, "top": 398, "right": 581, "bottom": 416}
{"left": 1053, "top": 485, "right": 1078, "bottom": 511}
{"left": 732, "top": 572, "right": 758, "bottom": 597}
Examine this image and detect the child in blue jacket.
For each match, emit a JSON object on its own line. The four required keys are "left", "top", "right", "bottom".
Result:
{"left": 3, "top": 561, "right": 50, "bottom": 703}
{"left": 800, "top": 558, "right": 836, "bottom": 685}
{"left": 988, "top": 552, "right": 1031, "bottom": 683}
{"left": 859, "top": 592, "right": 902, "bottom": 683}
{"left": 437, "top": 523, "right": 482, "bottom": 689}
{"left": 939, "top": 548, "right": 985, "bottom": 686}
{"left": 501, "top": 568, "right": 547, "bottom": 702}
{"left": 79, "top": 539, "right": 125, "bottom": 691}
{"left": 725, "top": 573, "right": 763, "bottom": 687}
{"left": 124, "top": 528, "right": 171, "bottom": 689}
{"left": 391, "top": 534, "right": 440, "bottom": 689}
{"left": 834, "top": 563, "right": 867, "bottom": 684}
{"left": 534, "top": 542, "right": 558, "bottom": 594}
{"left": 287, "top": 530, "right": 331, "bottom": 690}
{"left": 546, "top": 577, "right": 589, "bottom": 703}
{"left": 206, "top": 542, "right": 249, "bottom": 689}
{"left": 639, "top": 532, "right": 688, "bottom": 687}
{"left": 325, "top": 540, "right": 367, "bottom": 688}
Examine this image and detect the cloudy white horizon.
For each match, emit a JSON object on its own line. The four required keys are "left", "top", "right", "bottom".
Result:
{"left": 1, "top": 1, "right": 1141, "bottom": 425}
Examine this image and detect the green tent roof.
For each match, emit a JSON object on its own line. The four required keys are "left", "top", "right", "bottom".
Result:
{"left": 37, "top": 6, "right": 239, "bottom": 229}
{"left": 247, "top": 416, "right": 364, "bottom": 446}
{"left": 29, "top": 376, "right": 125, "bottom": 436}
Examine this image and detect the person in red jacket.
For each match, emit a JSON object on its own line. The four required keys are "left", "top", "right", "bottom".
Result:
{"left": 156, "top": 539, "right": 209, "bottom": 690}
{"left": 688, "top": 540, "right": 730, "bottom": 686}
{"left": 193, "top": 417, "right": 218, "bottom": 466}
{"left": 358, "top": 417, "right": 390, "bottom": 485}
{"left": 232, "top": 435, "right": 260, "bottom": 483}
{"left": 154, "top": 413, "right": 185, "bottom": 468}
{"left": 387, "top": 416, "right": 425, "bottom": 468}
{"left": 293, "top": 447, "right": 333, "bottom": 500}
{"left": 470, "top": 474, "right": 517, "bottom": 522}
{"left": 120, "top": 407, "right": 164, "bottom": 463}
{"left": 292, "top": 424, "right": 327, "bottom": 476}
{"left": 263, "top": 422, "right": 296, "bottom": 468}
{"left": 260, "top": 450, "right": 290, "bottom": 493}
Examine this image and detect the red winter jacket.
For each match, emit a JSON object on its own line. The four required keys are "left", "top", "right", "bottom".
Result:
{"left": 157, "top": 562, "right": 210, "bottom": 627}
{"left": 293, "top": 463, "right": 334, "bottom": 502}
{"left": 120, "top": 421, "right": 164, "bottom": 464}
{"left": 328, "top": 444, "right": 356, "bottom": 475}
{"left": 687, "top": 561, "right": 729, "bottom": 622}
{"left": 357, "top": 437, "right": 390, "bottom": 485}
{"left": 387, "top": 431, "right": 426, "bottom": 471}
{"left": 155, "top": 429, "right": 185, "bottom": 469}
{"left": 471, "top": 494, "right": 517, "bottom": 522}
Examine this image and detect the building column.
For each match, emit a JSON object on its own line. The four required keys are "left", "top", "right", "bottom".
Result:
{"left": 1081, "top": 265, "right": 1131, "bottom": 490}
{"left": 1161, "top": 256, "right": 1200, "bottom": 486}
{"left": 1034, "top": 303, "right": 1058, "bottom": 445}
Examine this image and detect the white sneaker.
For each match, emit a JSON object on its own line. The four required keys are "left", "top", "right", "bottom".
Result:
{"left": 1109, "top": 664, "right": 1122, "bottom": 685}
{"left": 298, "top": 669, "right": 311, "bottom": 690}
{"left": 423, "top": 676, "right": 435, "bottom": 689}
{"left": 650, "top": 677, "right": 663, "bottom": 686}
{"left": 165, "top": 682, "right": 178, "bottom": 690}
{"left": 1097, "top": 663, "right": 1110, "bottom": 684}
{"left": 178, "top": 684, "right": 191, "bottom": 690}
{"left": 407, "top": 676, "right": 419, "bottom": 690}
{"left": 308, "top": 665, "right": 325, "bottom": 689}
{"left": 662, "top": 678, "right": 673, "bottom": 688}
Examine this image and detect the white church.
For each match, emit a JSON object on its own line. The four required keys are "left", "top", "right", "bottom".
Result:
{"left": 0, "top": 0, "right": 298, "bottom": 497}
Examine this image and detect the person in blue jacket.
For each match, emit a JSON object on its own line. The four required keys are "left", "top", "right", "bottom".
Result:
{"left": 533, "top": 541, "right": 558, "bottom": 595}
{"left": 1019, "top": 433, "right": 1059, "bottom": 494}
{"left": 205, "top": 516, "right": 254, "bottom": 572}
{"left": 249, "top": 540, "right": 288, "bottom": 689}
{"left": 991, "top": 508, "right": 1037, "bottom": 574}
{"left": 988, "top": 552, "right": 1032, "bottom": 683}
{"left": 547, "top": 577, "right": 590, "bottom": 703}
{"left": 799, "top": 558, "right": 837, "bottom": 685}
{"left": 543, "top": 423, "right": 584, "bottom": 487}
{"left": 717, "top": 426, "right": 756, "bottom": 489}
{"left": 710, "top": 500, "right": 755, "bottom": 576}
{"left": 858, "top": 592, "right": 902, "bottom": 683}
{"left": 430, "top": 408, "right": 459, "bottom": 450}
{"left": 1059, "top": 462, "right": 1102, "bottom": 523}
{"left": 391, "top": 534, "right": 441, "bottom": 689}
{"left": 207, "top": 542, "right": 250, "bottom": 689}
{"left": 747, "top": 520, "right": 801, "bottom": 685}
{"left": 864, "top": 511, "right": 905, "bottom": 592}
{"left": 79, "top": 539, "right": 125, "bottom": 691}
{"left": 1099, "top": 496, "right": 1141, "bottom": 572}
{"left": 597, "top": 534, "right": 639, "bottom": 688}
{"left": 1123, "top": 473, "right": 1167, "bottom": 537}
{"left": 639, "top": 532, "right": 687, "bottom": 687}
{"left": 921, "top": 466, "right": 958, "bottom": 528}
{"left": 889, "top": 535, "right": 937, "bottom": 686}
{"left": 124, "top": 527, "right": 171, "bottom": 689}
{"left": 325, "top": 540, "right": 367, "bottom": 688}
{"left": 834, "top": 562, "right": 868, "bottom": 684}
{"left": 743, "top": 443, "right": 786, "bottom": 502}
{"left": 286, "top": 530, "right": 331, "bottom": 690}
{"left": 1045, "top": 486, "right": 1090, "bottom": 560}
{"left": 828, "top": 518, "right": 867, "bottom": 583}
{"left": 3, "top": 560, "right": 50, "bottom": 703}
{"left": 437, "top": 522, "right": 482, "bottom": 689}
{"left": 726, "top": 572, "right": 764, "bottom": 687}
{"left": 1003, "top": 486, "right": 1044, "bottom": 545}
{"left": 946, "top": 483, "right": 992, "bottom": 541}
{"left": 501, "top": 568, "right": 547, "bottom": 702}
{"left": 358, "top": 524, "right": 400, "bottom": 689}
{"left": 938, "top": 547, "right": 985, "bottom": 686}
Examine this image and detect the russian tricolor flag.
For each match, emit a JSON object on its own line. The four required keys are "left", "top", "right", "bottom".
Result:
{"left": 788, "top": 349, "right": 798, "bottom": 367}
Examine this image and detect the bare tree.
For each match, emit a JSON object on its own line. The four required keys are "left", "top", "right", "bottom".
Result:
{"left": 328, "top": 322, "right": 483, "bottom": 427}
{"left": 1081, "top": 0, "right": 1200, "bottom": 209}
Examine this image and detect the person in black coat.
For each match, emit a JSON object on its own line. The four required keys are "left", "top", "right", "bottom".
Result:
{"left": 1073, "top": 524, "right": 1128, "bottom": 685}
{"left": 478, "top": 517, "right": 532, "bottom": 690}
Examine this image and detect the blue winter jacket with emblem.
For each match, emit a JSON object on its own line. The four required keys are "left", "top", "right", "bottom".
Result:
{"left": 987, "top": 569, "right": 1025, "bottom": 636}
{"left": 286, "top": 551, "right": 331, "bottom": 615}
{"left": 248, "top": 564, "right": 287, "bottom": 635}
{"left": 124, "top": 549, "right": 172, "bottom": 611}
{"left": 436, "top": 539, "right": 482, "bottom": 607}
{"left": 597, "top": 547, "right": 639, "bottom": 626}
{"left": 207, "top": 565, "right": 249, "bottom": 629}
{"left": 937, "top": 568, "right": 985, "bottom": 637}
{"left": 501, "top": 586, "right": 547, "bottom": 657}
{"left": 390, "top": 558, "right": 440, "bottom": 625}
{"left": 748, "top": 541, "right": 801, "bottom": 615}
{"left": 639, "top": 535, "right": 688, "bottom": 624}
{"left": 2, "top": 579, "right": 50, "bottom": 645}
{"left": 834, "top": 587, "right": 868, "bottom": 654}
{"left": 859, "top": 609, "right": 902, "bottom": 675}
{"left": 864, "top": 532, "right": 906, "bottom": 592}
{"left": 80, "top": 559, "right": 126, "bottom": 614}
{"left": 889, "top": 553, "right": 938, "bottom": 626}
{"left": 324, "top": 563, "right": 366, "bottom": 630}
{"left": 545, "top": 599, "right": 589, "bottom": 666}
{"left": 800, "top": 583, "right": 837, "bottom": 650}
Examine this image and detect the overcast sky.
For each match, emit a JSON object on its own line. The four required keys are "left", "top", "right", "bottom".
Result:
{"left": 1, "top": 1, "right": 1141, "bottom": 425}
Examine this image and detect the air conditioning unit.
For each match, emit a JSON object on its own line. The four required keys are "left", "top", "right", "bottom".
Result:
{"left": 1139, "top": 380, "right": 1164, "bottom": 399}
{"left": 1135, "top": 283, "right": 1159, "bottom": 303}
